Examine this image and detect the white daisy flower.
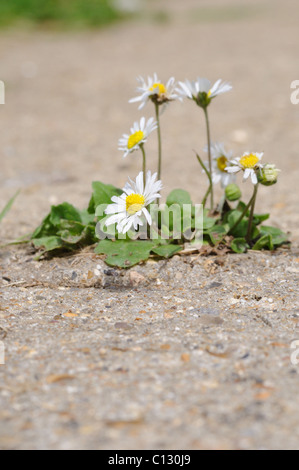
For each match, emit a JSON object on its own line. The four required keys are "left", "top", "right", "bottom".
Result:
{"left": 178, "top": 77, "right": 232, "bottom": 108}
{"left": 105, "top": 171, "right": 162, "bottom": 234}
{"left": 205, "top": 142, "right": 236, "bottom": 188}
{"left": 226, "top": 152, "right": 264, "bottom": 185}
{"left": 118, "top": 117, "right": 157, "bottom": 158}
{"left": 129, "top": 74, "right": 179, "bottom": 110}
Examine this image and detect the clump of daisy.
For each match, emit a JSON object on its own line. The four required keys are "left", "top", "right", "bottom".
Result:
{"left": 226, "top": 152, "right": 264, "bottom": 185}
{"left": 105, "top": 171, "right": 162, "bottom": 235}
{"left": 130, "top": 74, "right": 179, "bottom": 181}
{"left": 118, "top": 117, "right": 157, "bottom": 184}
{"left": 178, "top": 77, "right": 232, "bottom": 211}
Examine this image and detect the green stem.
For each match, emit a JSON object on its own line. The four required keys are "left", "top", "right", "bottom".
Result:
{"left": 217, "top": 195, "right": 226, "bottom": 216}
{"left": 140, "top": 144, "right": 146, "bottom": 187}
{"left": 228, "top": 183, "right": 259, "bottom": 239}
{"left": 155, "top": 103, "right": 162, "bottom": 181}
{"left": 203, "top": 107, "right": 214, "bottom": 211}
{"left": 228, "top": 190, "right": 256, "bottom": 235}
{"left": 246, "top": 183, "right": 259, "bottom": 244}
{"left": 196, "top": 153, "right": 213, "bottom": 209}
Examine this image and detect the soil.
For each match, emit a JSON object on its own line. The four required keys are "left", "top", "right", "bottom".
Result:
{"left": 0, "top": 0, "right": 299, "bottom": 450}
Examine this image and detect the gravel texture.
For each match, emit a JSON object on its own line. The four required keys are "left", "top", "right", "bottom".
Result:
{"left": 0, "top": 0, "right": 299, "bottom": 450}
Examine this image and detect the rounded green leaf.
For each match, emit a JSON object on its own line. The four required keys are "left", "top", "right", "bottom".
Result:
{"left": 231, "top": 238, "right": 249, "bottom": 253}
{"left": 152, "top": 244, "right": 183, "bottom": 259}
{"left": 95, "top": 240, "right": 157, "bottom": 268}
{"left": 252, "top": 234, "right": 273, "bottom": 251}
{"left": 166, "top": 189, "right": 193, "bottom": 209}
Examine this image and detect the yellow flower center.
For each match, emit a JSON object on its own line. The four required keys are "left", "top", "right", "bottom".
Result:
{"left": 127, "top": 131, "right": 144, "bottom": 150}
{"left": 149, "top": 82, "right": 166, "bottom": 95}
{"left": 207, "top": 89, "right": 212, "bottom": 98}
{"left": 217, "top": 156, "right": 228, "bottom": 173}
{"left": 126, "top": 193, "right": 145, "bottom": 215}
{"left": 239, "top": 153, "right": 259, "bottom": 169}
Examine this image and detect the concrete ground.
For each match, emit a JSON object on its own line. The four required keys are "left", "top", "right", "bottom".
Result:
{"left": 0, "top": 0, "right": 299, "bottom": 450}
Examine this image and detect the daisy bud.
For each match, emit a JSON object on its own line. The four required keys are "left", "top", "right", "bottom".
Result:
{"left": 257, "top": 164, "right": 280, "bottom": 186}
{"left": 225, "top": 183, "right": 242, "bottom": 201}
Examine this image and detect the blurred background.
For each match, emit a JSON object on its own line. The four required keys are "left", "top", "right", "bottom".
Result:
{"left": 0, "top": 0, "right": 131, "bottom": 29}
{"left": 0, "top": 0, "right": 298, "bottom": 241}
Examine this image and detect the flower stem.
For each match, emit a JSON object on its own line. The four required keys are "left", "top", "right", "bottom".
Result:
{"left": 228, "top": 183, "right": 259, "bottom": 240}
{"left": 217, "top": 195, "right": 226, "bottom": 216}
{"left": 196, "top": 153, "right": 212, "bottom": 209}
{"left": 140, "top": 144, "right": 146, "bottom": 187}
{"left": 155, "top": 103, "right": 162, "bottom": 181}
{"left": 203, "top": 107, "right": 214, "bottom": 211}
{"left": 228, "top": 195, "right": 254, "bottom": 235}
{"left": 246, "top": 183, "right": 259, "bottom": 244}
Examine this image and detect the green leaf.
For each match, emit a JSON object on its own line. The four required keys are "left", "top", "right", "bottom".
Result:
{"left": 203, "top": 216, "right": 216, "bottom": 231}
{"left": 231, "top": 238, "right": 249, "bottom": 253}
{"left": 236, "top": 201, "right": 248, "bottom": 213}
{"left": 208, "top": 225, "right": 228, "bottom": 245}
{"left": 0, "top": 190, "right": 20, "bottom": 223}
{"left": 58, "top": 223, "right": 96, "bottom": 245}
{"left": 165, "top": 190, "right": 194, "bottom": 234}
{"left": 152, "top": 244, "right": 183, "bottom": 259}
{"left": 32, "top": 236, "right": 64, "bottom": 252}
{"left": 50, "top": 202, "right": 83, "bottom": 226}
{"left": 31, "top": 213, "right": 57, "bottom": 239}
{"left": 31, "top": 202, "right": 94, "bottom": 239}
{"left": 31, "top": 200, "right": 98, "bottom": 254}
{"left": 202, "top": 236, "right": 212, "bottom": 246}
{"left": 252, "top": 226, "right": 261, "bottom": 240}
{"left": 260, "top": 226, "right": 289, "bottom": 246}
{"left": 252, "top": 234, "right": 273, "bottom": 251}
{"left": 166, "top": 189, "right": 193, "bottom": 208}
{"left": 79, "top": 209, "right": 96, "bottom": 226}
{"left": 88, "top": 181, "right": 122, "bottom": 214}
{"left": 57, "top": 218, "right": 84, "bottom": 232}
{"left": 95, "top": 240, "right": 157, "bottom": 268}
{"left": 251, "top": 226, "right": 288, "bottom": 251}
{"left": 228, "top": 210, "right": 243, "bottom": 228}
{"left": 157, "top": 196, "right": 185, "bottom": 234}
{"left": 253, "top": 213, "right": 270, "bottom": 225}
{"left": 228, "top": 211, "right": 248, "bottom": 238}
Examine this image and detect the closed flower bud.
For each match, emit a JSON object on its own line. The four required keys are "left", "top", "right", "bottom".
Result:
{"left": 257, "top": 164, "right": 280, "bottom": 186}
{"left": 225, "top": 183, "right": 242, "bottom": 201}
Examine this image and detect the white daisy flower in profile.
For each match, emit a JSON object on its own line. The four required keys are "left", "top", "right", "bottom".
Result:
{"left": 118, "top": 117, "right": 157, "bottom": 158}
{"left": 226, "top": 152, "right": 264, "bottom": 185}
{"left": 205, "top": 142, "right": 236, "bottom": 188}
{"left": 178, "top": 77, "right": 232, "bottom": 108}
{"left": 129, "top": 73, "right": 179, "bottom": 110}
{"left": 105, "top": 171, "right": 162, "bottom": 234}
